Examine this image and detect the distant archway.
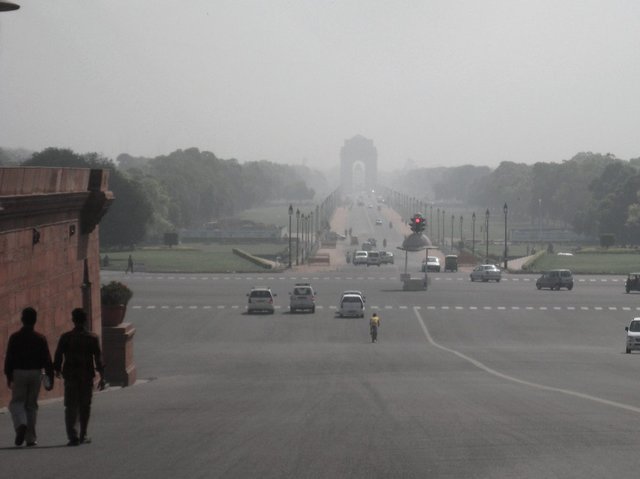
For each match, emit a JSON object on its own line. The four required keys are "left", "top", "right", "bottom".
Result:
{"left": 340, "top": 135, "right": 377, "bottom": 193}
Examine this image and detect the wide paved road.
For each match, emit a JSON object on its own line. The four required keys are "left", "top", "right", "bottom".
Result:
{"left": 5, "top": 261, "right": 640, "bottom": 478}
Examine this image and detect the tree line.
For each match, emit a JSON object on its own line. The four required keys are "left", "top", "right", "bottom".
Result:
{"left": 9, "top": 147, "right": 321, "bottom": 248}
{"left": 388, "top": 152, "right": 640, "bottom": 245}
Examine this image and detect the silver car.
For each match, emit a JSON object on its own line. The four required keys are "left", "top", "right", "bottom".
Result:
{"left": 625, "top": 318, "right": 640, "bottom": 353}
{"left": 247, "top": 287, "right": 276, "bottom": 314}
{"left": 470, "top": 264, "right": 502, "bottom": 282}
{"left": 289, "top": 283, "right": 316, "bottom": 313}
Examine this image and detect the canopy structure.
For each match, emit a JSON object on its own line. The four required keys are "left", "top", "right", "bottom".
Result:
{"left": 398, "top": 233, "right": 432, "bottom": 252}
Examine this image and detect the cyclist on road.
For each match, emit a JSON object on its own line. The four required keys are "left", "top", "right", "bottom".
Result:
{"left": 369, "top": 313, "right": 381, "bottom": 343}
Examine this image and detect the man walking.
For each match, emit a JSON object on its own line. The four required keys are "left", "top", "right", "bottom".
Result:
{"left": 369, "top": 312, "right": 381, "bottom": 343}
{"left": 4, "top": 307, "right": 54, "bottom": 447}
{"left": 54, "top": 308, "right": 106, "bottom": 446}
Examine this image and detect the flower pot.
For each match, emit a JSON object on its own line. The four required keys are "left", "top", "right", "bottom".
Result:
{"left": 101, "top": 304, "right": 127, "bottom": 327}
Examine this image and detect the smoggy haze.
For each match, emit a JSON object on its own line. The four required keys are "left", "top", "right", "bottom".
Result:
{"left": 1, "top": 0, "right": 639, "bottom": 170}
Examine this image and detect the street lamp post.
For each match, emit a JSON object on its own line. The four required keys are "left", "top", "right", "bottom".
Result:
{"left": 288, "top": 204, "right": 293, "bottom": 268}
{"left": 296, "top": 209, "right": 300, "bottom": 265}
{"left": 459, "top": 215, "right": 463, "bottom": 251}
{"left": 442, "top": 209, "right": 446, "bottom": 247}
{"left": 436, "top": 208, "right": 440, "bottom": 246}
{"left": 300, "top": 214, "right": 305, "bottom": 264}
{"left": 472, "top": 212, "right": 476, "bottom": 257}
{"left": 503, "top": 202, "right": 508, "bottom": 270}
{"left": 451, "top": 214, "right": 454, "bottom": 251}
{"left": 429, "top": 205, "right": 433, "bottom": 238}
{"left": 485, "top": 209, "right": 490, "bottom": 263}
{"left": 309, "top": 211, "right": 315, "bottom": 255}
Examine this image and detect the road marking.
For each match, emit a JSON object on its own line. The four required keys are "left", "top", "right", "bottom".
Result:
{"left": 129, "top": 304, "right": 639, "bottom": 313}
{"left": 414, "top": 307, "right": 640, "bottom": 415}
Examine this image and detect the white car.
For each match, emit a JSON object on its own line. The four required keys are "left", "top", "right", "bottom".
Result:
{"left": 338, "top": 293, "right": 365, "bottom": 317}
{"left": 375, "top": 219, "right": 383, "bottom": 225}
{"left": 470, "top": 264, "right": 502, "bottom": 282}
{"left": 422, "top": 256, "right": 440, "bottom": 272}
{"left": 353, "top": 250, "right": 368, "bottom": 265}
{"left": 625, "top": 318, "right": 640, "bottom": 353}
{"left": 247, "top": 287, "right": 276, "bottom": 314}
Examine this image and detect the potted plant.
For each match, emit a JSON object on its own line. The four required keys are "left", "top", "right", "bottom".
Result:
{"left": 101, "top": 281, "right": 133, "bottom": 327}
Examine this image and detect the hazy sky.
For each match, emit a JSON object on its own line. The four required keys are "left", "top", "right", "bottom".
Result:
{"left": 1, "top": 1, "right": 639, "bottom": 171}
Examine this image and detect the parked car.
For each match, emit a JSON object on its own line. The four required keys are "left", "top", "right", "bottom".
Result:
{"left": 353, "top": 250, "right": 368, "bottom": 265}
{"left": 289, "top": 283, "right": 316, "bottom": 313}
{"left": 338, "top": 293, "right": 365, "bottom": 317}
{"left": 625, "top": 273, "right": 640, "bottom": 293}
{"left": 536, "top": 269, "right": 574, "bottom": 290}
{"left": 366, "top": 251, "right": 381, "bottom": 266}
{"left": 375, "top": 219, "right": 383, "bottom": 225}
{"left": 380, "top": 251, "right": 394, "bottom": 264}
{"left": 470, "top": 264, "right": 502, "bottom": 282}
{"left": 625, "top": 318, "right": 640, "bottom": 353}
{"left": 247, "top": 287, "right": 276, "bottom": 314}
{"left": 421, "top": 256, "right": 441, "bottom": 272}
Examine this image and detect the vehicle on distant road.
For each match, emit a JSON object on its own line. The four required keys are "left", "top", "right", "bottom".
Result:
{"left": 470, "top": 264, "right": 502, "bottom": 282}
{"left": 380, "top": 251, "right": 394, "bottom": 264}
{"left": 247, "top": 287, "right": 276, "bottom": 314}
{"left": 625, "top": 318, "right": 640, "bottom": 353}
{"left": 444, "top": 255, "right": 458, "bottom": 272}
{"left": 361, "top": 242, "right": 373, "bottom": 251}
{"left": 375, "top": 219, "right": 383, "bottom": 225}
{"left": 536, "top": 269, "right": 573, "bottom": 290}
{"left": 289, "top": 283, "right": 316, "bottom": 313}
{"left": 353, "top": 250, "right": 368, "bottom": 265}
{"left": 366, "top": 251, "right": 381, "bottom": 266}
{"left": 422, "top": 256, "right": 441, "bottom": 272}
{"left": 625, "top": 273, "right": 640, "bottom": 293}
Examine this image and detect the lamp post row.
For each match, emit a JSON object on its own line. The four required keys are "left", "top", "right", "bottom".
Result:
{"left": 288, "top": 205, "right": 316, "bottom": 268}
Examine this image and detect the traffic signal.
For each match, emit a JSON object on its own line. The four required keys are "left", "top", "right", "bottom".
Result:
{"left": 410, "top": 213, "right": 426, "bottom": 234}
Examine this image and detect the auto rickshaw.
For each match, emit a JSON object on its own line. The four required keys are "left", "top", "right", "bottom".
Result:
{"left": 444, "top": 255, "right": 458, "bottom": 272}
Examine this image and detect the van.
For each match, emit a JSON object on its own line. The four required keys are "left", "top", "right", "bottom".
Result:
{"left": 536, "top": 269, "right": 574, "bottom": 290}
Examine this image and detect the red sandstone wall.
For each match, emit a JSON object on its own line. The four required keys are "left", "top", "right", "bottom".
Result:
{"left": 0, "top": 167, "right": 112, "bottom": 407}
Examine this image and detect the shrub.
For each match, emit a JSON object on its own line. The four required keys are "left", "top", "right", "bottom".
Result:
{"left": 101, "top": 281, "right": 133, "bottom": 306}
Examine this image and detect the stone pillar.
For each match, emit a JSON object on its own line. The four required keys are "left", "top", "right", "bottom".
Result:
{"left": 102, "top": 323, "right": 136, "bottom": 387}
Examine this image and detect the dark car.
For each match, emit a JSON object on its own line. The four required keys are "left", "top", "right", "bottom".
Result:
{"left": 536, "top": 269, "right": 574, "bottom": 291}
{"left": 625, "top": 273, "right": 640, "bottom": 293}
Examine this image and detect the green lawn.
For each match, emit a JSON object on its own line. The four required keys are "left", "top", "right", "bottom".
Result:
{"left": 527, "top": 252, "right": 640, "bottom": 274}
{"left": 101, "top": 243, "right": 287, "bottom": 273}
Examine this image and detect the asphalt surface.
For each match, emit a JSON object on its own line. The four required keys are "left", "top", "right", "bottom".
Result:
{"left": 4, "top": 203, "right": 640, "bottom": 478}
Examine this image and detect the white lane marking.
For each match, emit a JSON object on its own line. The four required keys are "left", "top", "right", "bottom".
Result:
{"left": 203, "top": 306, "right": 211, "bottom": 309}
{"left": 385, "top": 305, "right": 393, "bottom": 309}
{"left": 188, "top": 306, "right": 197, "bottom": 309}
{"left": 413, "top": 307, "right": 640, "bottom": 414}
{"left": 400, "top": 306, "right": 408, "bottom": 310}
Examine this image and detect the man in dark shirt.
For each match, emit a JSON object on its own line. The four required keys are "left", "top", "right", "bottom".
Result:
{"left": 54, "top": 308, "right": 106, "bottom": 446}
{"left": 4, "top": 307, "right": 54, "bottom": 447}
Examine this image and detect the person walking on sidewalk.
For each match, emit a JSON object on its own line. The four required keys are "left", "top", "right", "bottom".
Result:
{"left": 54, "top": 308, "right": 106, "bottom": 446}
{"left": 4, "top": 307, "right": 54, "bottom": 447}
{"left": 369, "top": 312, "right": 381, "bottom": 343}
{"left": 125, "top": 254, "right": 134, "bottom": 274}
